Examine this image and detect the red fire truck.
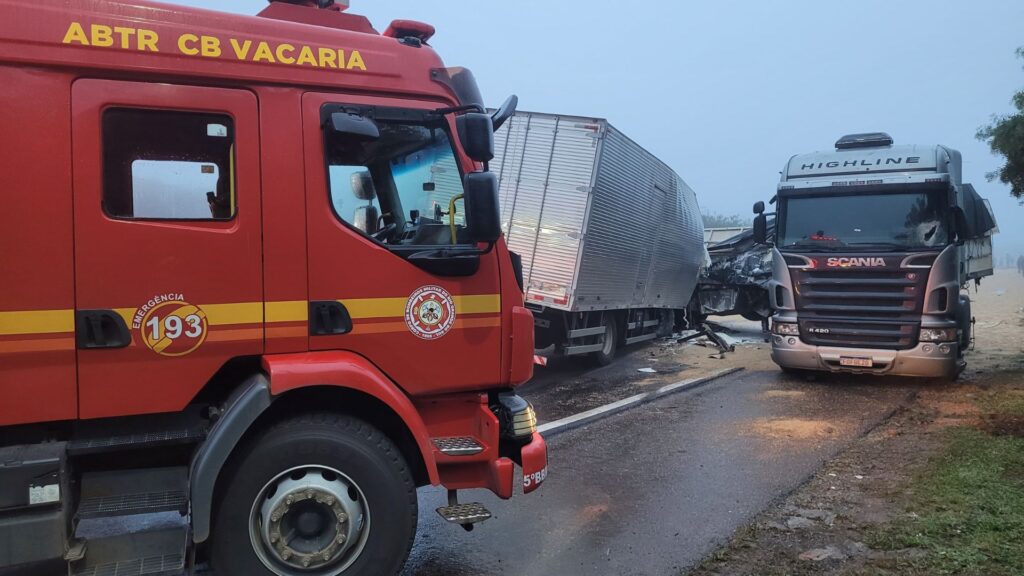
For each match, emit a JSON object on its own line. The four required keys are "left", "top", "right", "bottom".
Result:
{"left": 0, "top": 1, "right": 547, "bottom": 574}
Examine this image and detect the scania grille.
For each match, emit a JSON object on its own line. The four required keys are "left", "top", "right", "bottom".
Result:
{"left": 792, "top": 266, "right": 928, "bottom": 350}
{"left": 799, "top": 318, "right": 918, "bottom": 350}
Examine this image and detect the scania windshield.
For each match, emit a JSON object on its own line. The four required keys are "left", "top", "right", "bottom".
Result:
{"left": 778, "top": 189, "right": 950, "bottom": 251}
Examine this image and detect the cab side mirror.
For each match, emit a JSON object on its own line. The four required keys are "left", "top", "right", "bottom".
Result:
{"left": 464, "top": 172, "right": 501, "bottom": 243}
{"left": 753, "top": 201, "right": 765, "bottom": 215}
{"left": 753, "top": 213, "right": 768, "bottom": 245}
{"left": 329, "top": 112, "right": 379, "bottom": 140}
{"left": 491, "top": 94, "right": 519, "bottom": 132}
{"left": 456, "top": 113, "right": 495, "bottom": 163}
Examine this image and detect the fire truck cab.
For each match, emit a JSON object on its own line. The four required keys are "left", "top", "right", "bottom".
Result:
{"left": 0, "top": 1, "right": 546, "bottom": 574}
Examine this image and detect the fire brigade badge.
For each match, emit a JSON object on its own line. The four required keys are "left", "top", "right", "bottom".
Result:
{"left": 405, "top": 285, "right": 456, "bottom": 340}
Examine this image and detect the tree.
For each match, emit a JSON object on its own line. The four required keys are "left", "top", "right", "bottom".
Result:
{"left": 702, "top": 212, "right": 750, "bottom": 229}
{"left": 977, "top": 47, "right": 1024, "bottom": 199}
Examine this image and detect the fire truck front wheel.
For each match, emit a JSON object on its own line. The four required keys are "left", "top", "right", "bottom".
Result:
{"left": 211, "top": 413, "right": 418, "bottom": 576}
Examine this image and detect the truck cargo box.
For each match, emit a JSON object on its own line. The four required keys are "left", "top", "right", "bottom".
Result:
{"left": 491, "top": 111, "right": 704, "bottom": 313}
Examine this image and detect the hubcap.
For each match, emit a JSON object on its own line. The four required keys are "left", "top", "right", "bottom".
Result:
{"left": 250, "top": 465, "right": 369, "bottom": 575}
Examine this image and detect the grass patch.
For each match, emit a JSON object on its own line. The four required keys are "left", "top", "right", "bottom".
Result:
{"left": 867, "top": 427, "right": 1024, "bottom": 575}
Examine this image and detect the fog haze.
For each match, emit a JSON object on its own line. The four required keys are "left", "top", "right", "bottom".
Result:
{"left": 180, "top": 0, "right": 1024, "bottom": 261}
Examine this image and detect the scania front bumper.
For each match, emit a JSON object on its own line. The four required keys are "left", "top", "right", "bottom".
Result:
{"left": 771, "top": 335, "right": 960, "bottom": 378}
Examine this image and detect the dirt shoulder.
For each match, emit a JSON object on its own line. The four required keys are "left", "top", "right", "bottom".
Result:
{"left": 689, "top": 270, "right": 1024, "bottom": 576}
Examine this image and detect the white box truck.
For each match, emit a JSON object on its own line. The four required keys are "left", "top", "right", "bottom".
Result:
{"left": 491, "top": 111, "right": 705, "bottom": 364}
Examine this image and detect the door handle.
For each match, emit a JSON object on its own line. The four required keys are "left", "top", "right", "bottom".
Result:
{"left": 309, "top": 301, "right": 353, "bottom": 336}
{"left": 76, "top": 310, "right": 132, "bottom": 349}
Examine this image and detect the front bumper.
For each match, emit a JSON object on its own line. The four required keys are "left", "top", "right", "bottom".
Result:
{"left": 771, "top": 335, "right": 960, "bottom": 378}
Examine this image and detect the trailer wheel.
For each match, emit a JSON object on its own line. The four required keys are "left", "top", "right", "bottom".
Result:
{"left": 211, "top": 413, "right": 417, "bottom": 576}
{"left": 590, "top": 315, "right": 618, "bottom": 366}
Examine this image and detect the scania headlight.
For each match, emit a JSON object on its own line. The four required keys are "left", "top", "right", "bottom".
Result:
{"left": 495, "top": 392, "right": 537, "bottom": 439}
{"left": 772, "top": 321, "right": 800, "bottom": 336}
{"left": 920, "top": 328, "right": 957, "bottom": 342}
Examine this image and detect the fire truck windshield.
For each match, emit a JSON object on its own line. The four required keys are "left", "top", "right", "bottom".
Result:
{"left": 326, "top": 113, "right": 468, "bottom": 246}
{"left": 779, "top": 190, "right": 949, "bottom": 251}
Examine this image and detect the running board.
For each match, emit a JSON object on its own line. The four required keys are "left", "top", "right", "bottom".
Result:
{"left": 76, "top": 467, "right": 188, "bottom": 521}
{"left": 436, "top": 502, "right": 492, "bottom": 525}
{"left": 70, "top": 526, "right": 187, "bottom": 576}
{"left": 432, "top": 436, "right": 484, "bottom": 456}
{"left": 68, "top": 429, "right": 206, "bottom": 457}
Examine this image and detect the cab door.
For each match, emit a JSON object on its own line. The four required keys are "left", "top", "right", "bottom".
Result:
{"left": 72, "top": 80, "right": 262, "bottom": 419}
{"left": 302, "top": 93, "right": 503, "bottom": 395}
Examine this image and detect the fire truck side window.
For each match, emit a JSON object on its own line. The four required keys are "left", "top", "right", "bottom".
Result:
{"left": 102, "top": 109, "right": 236, "bottom": 220}
{"left": 325, "top": 110, "right": 470, "bottom": 246}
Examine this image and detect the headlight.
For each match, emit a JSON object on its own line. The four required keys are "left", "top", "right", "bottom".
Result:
{"left": 772, "top": 321, "right": 800, "bottom": 336}
{"left": 920, "top": 328, "right": 957, "bottom": 342}
{"left": 495, "top": 393, "right": 537, "bottom": 439}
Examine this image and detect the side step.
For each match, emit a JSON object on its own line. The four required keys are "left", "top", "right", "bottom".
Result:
{"left": 436, "top": 502, "right": 492, "bottom": 525}
{"left": 68, "top": 429, "right": 206, "bottom": 457}
{"left": 432, "top": 436, "right": 484, "bottom": 456}
{"left": 71, "top": 526, "right": 187, "bottom": 576}
{"left": 76, "top": 467, "right": 188, "bottom": 521}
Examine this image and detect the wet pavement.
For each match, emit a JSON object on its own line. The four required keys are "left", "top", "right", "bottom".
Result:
{"left": 403, "top": 367, "right": 916, "bottom": 576}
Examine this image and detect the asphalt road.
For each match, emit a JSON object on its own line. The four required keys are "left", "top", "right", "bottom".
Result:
{"left": 402, "top": 367, "right": 916, "bottom": 576}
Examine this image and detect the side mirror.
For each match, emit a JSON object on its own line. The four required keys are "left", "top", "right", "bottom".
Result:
{"left": 492, "top": 94, "right": 519, "bottom": 132}
{"left": 753, "top": 201, "right": 765, "bottom": 215}
{"left": 951, "top": 206, "right": 969, "bottom": 243}
{"left": 350, "top": 171, "right": 376, "bottom": 201}
{"left": 463, "top": 171, "right": 501, "bottom": 243}
{"left": 753, "top": 213, "right": 768, "bottom": 245}
{"left": 329, "top": 112, "right": 380, "bottom": 140}
{"left": 456, "top": 113, "right": 495, "bottom": 163}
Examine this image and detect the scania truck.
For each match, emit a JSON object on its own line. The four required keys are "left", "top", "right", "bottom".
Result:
{"left": 0, "top": 1, "right": 547, "bottom": 575}
{"left": 753, "top": 133, "right": 997, "bottom": 379}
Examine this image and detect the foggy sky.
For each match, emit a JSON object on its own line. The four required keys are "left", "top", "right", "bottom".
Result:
{"left": 178, "top": 0, "right": 1024, "bottom": 261}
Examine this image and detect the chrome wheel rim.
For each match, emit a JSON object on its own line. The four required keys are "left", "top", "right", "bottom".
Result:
{"left": 249, "top": 465, "right": 369, "bottom": 575}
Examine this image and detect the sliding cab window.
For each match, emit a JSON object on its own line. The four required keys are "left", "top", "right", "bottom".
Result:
{"left": 324, "top": 108, "right": 469, "bottom": 246}
{"left": 103, "top": 108, "right": 236, "bottom": 220}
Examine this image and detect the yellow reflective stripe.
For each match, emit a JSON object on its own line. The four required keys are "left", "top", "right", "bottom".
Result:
{"left": 340, "top": 297, "right": 407, "bottom": 320}
{"left": 266, "top": 300, "right": 307, "bottom": 323}
{"left": 201, "top": 302, "right": 263, "bottom": 326}
{"left": 113, "top": 308, "right": 136, "bottom": 326}
{"left": 454, "top": 294, "right": 501, "bottom": 314}
{"left": 0, "top": 309, "right": 75, "bottom": 336}
{"left": 340, "top": 294, "right": 501, "bottom": 319}
{"left": 1, "top": 295, "right": 499, "bottom": 337}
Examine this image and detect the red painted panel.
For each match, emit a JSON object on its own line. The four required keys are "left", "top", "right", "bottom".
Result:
{"left": 301, "top": 92, "right": 504, "bottom": 397}
{"left": 258, "top": 87, "right": 309, "bottom": 354}
{"left": 263, "top": 350, "right": 439, "bottom": 485}
{"left": 0, "top": 67, "right": 77, "bottom": 425}
{"left": 72, "top": 80, "right": 263, "bottom": 419}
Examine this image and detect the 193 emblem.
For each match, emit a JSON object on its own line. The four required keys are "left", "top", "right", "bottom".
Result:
{"left": 405, "top": 285, "right": 456, "bottom": 340}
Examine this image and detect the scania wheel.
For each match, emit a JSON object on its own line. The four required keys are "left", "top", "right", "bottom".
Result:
{"left": 211, "top": 413, "right": 417, "bottom": 576}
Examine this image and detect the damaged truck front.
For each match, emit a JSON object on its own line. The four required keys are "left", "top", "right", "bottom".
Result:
{"left": 753, "top": 133, "right": 998, "bottom": 380}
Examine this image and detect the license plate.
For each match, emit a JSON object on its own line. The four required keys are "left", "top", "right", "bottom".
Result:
{"left": 839, "top": 356, "right": 873, "bottom": 368}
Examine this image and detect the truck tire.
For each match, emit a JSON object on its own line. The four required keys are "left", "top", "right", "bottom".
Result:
{"left": 590, "top": 315, "right": 618, "bottom": 366}
{"left": 211, "top": 413, "right": 417, "bottom": 576}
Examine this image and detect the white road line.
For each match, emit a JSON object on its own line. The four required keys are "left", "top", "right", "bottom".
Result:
{"left": 537, "top": 367, "right": 744, "bottom": 437}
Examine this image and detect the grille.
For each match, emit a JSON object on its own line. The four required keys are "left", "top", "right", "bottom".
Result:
{"left": 792, "top": 265, "right": 928, "bottom": 350}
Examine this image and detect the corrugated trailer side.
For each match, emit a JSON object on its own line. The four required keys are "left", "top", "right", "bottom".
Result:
{"left": 493, "top": 111, "right": 602, "bottom": 309}
{"left": 494, "top": 111, "right": 705, "bottom": 365}
{"left": 574, "top": 126, "right": 704, "bottom": 312}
